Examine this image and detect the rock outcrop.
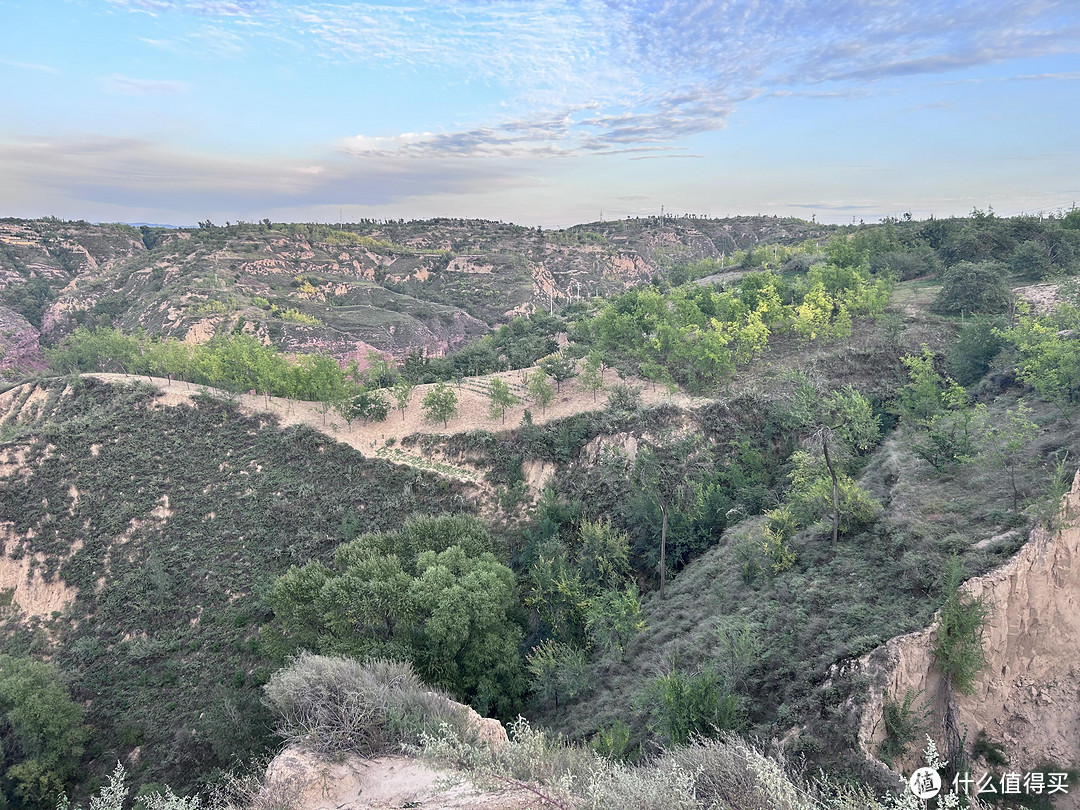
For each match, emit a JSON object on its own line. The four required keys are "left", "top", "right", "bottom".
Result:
{"left": 0, "top": 306, "right": 43, "bottom": 374}
{"left": 260, "top": 698, "right": 519, "bottom": 810}
{"left": 858, "top": 472, "right": 1080, "bottom": 803}
{"left": 262, "top": 751, "right": 530, "bottom": 810}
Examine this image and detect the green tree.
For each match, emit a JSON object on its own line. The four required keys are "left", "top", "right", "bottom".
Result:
{"left": 793, "top": 284, "right": 851, "bottom": 342}
{"left": 486, "top": 378, "right": 520, "bottom": 425}
{"left": 784, "top": 383, "right": 881, "bottom": 543}
{"left": 408, "top": 546, "right": 526, "bottom": 716}
{"left": 269, "top": 516, "right": 524, "bottom": 717}
{"left": 1006, "top": 294, "right": 1080, "bottom": 416}
{"left": 932, "top": 557, "right": 987, "bottom": 696}
{"left": 0, "top": 656, "right": 88, "bottom": 810}
{"left": 633, "top": 438, "right": 712, "bottom": 599}
{"left": 575, "top": 518, "right": 631, "bottom": 591}
{"left": 359, "top": 350, "right": 397, "bottom": 388}
{"left": 391, "top": 378, "right": 414, "bottom": 421}
{"left": 524, "top": 549, "right": 588, "bottom": 642}
{"left": 584, "top": 584, "right": 645, "bottom": 657}
{"left": 946, "top": 317, "right": 1007, "bottom": 386}
{"left": 779, "top": 451, "right": 881, "bottom": 544}
{"left": 526, "top": 369, "right": 555, "bottom": 415}
{"left": 344, "top": 389, "right": 390, "bottom": 425}
{"left": 897, "top": 346, "right": 968, "bottom": 426}
{"left": 973, "top": 400, "right": 1038, "bottom": 510}
{"left": 579, "top": 351, "right": 606, "bottom": 401}
{"left": 422, "top": 383, "right": 459, "bottom": 428}
{"left": 145, "top": 338, "right": 195, "bottom": 386}
{"left": 538, "top": 353, "right": 577, "bottom": 393}
{"left": 896, "top": 347, "right": 977, "bottom": 469}
{"left": 1009, "top": 240, "right": 1053, "bottom": 280}
{"left": 525, "top": 639, "right": 587, "bottom": 711}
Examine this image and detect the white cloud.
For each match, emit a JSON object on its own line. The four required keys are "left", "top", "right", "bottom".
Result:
{"left": 0, "top": 134, "right": 521, "bottom": 214}
{"left": 0, "top": 59, "right": 60, "bottom": 74}
{"left": 104, "top": 75, "right": 191, "bottom": 95}
{"left": 105, "top": 0, "right": 1080, "bottom": 157}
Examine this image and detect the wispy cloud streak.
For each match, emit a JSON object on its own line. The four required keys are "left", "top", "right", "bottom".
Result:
{"left": 105, "top": 0, "right": 1080, "bottom": 159}
{"left": 0, "top": 59, "right": 60, "bottom": 74}
{"left": 0, "top": 134, "right": 519, "bottom": 212}
{"left": 104, "top": 75, "right": 190, "bottom": 95}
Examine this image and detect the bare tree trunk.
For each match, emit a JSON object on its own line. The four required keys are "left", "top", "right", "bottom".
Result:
{"left": 822, "top": 438, "right": 840, "bottom": 543}
{"left": 941, "top": 678, "right": 965, "bottom": 788}
{"left": 659, "top": 503, "right": 668, "bottom": 600}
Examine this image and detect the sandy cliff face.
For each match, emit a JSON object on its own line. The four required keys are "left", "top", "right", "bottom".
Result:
{"left": 0, "top": 306, "right": 44, "bottom": 374}
{"left": 859, "top": 472, "right": 1080, "bottom": 796}
{"left": 263, "top": 751, "right": 531, "bottom": 810}
{"left": 261, "top": 699, "right": 523, "bottom": 810}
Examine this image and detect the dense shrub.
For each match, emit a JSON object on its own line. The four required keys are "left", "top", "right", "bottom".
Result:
{"left": 932, "top": 261, "right": 1011, "bottom": 315}
{"left": 946, "top": 317, "right": 1007, "bottom": 386}
{"left": 636, "top": 667, "right": 746, "bottom": 746}
{"left": 869, "top": 248, "right": 939, "bottom": 280}
{"left": 0, "top": 656, "right": 88, "bottom": 810}
{"left": 269, "top": 515, "right": 526, "bottom": 717}
{"left": 263, "top": 653, "right": 466, "bottom": 756}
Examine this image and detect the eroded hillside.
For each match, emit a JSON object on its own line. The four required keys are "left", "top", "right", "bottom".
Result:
{"left": 0, "top": 216, "right": 831, "bottom": 377}
{"left": 859, "top": 471, "right": 1080, "bottom": 799}
{"left": 0, "top": 377, "right": 475, "bottom": 791}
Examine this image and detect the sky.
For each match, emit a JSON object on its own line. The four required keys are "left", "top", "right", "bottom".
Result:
{"left": 0, "top": 0, "right": 1078, "bottom": 227}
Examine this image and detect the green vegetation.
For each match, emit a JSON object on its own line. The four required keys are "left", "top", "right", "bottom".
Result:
{"left": 267, "top": 515, "right": 525, "bottom": 717}
{"left": 525, "top": 368, "right": 555, "bottom": 414}
{"left": 574, "top": 239, "right": 890, "bottom": 392}
{"left": 391, "top": 377, "right": 414, "bottom": 420}
{"left": 486, "top": 378, "right": 520, "bottom": 424}
{"left": 422, "top": 382, "right": 459, "bottom": 428}
{"left": 0, "top": 377, "right": 470, "bottom": 794}
{"left": 879, "top": 688, "right": 928, "bottom": 767}
{"left": 7, "top": 211, "right": 1080, "bottom": 805}
{"left": 47, "top": 328, "right": 348, "bottom": 401}
{"left": 637, "top": 665, "right": 746, "bottom": 746}
{"left": 0, "top": 656, "right": 88, "bottom": 809}
{"left": 1006, "top": 284, "right": 1080, "bottom": 415}
{"left": 932, "top": 557, "right": 988, "bottom": 696}
{"left": 537, "top": 352, "right": 577, "bottom": 393}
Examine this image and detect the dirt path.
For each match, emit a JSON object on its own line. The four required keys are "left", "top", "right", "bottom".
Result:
{"left": 86, "top": 368, "right": 697, "bottom": 480}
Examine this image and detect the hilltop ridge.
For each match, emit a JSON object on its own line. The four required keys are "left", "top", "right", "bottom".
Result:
{"left": 0, "top": 215, "right": 831, "bottom": 376}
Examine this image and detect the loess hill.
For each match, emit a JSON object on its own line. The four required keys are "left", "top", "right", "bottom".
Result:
{"left": 0, "top": 210, "right": 1079, "bottom": 807}
{"left": 0, "top": 215, "right": 829, "bottom": 375}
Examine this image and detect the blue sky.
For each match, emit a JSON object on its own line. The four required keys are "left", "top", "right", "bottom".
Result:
{"left": 1, "top": 0, "right": 1078, "bottom": 227}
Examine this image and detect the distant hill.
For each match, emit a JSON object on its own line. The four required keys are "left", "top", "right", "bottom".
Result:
{"left": 0, "top": 216, "right": 832, "bottom": 375}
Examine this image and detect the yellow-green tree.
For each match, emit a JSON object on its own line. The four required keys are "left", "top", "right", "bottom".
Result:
{"left": 422, "top": 382, "right": 459, "bottom": 428}
{"left": 486, "top": 378, "right": 520, "bottom": 424}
